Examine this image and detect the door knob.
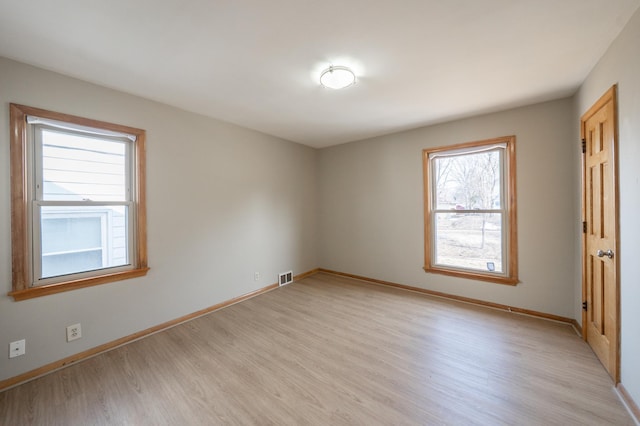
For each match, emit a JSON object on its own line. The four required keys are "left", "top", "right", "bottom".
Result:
{"left": 596, "top": 249, "right": 614, "bottom": 259}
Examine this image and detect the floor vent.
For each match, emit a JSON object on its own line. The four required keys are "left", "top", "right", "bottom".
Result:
{"left": 279, "top": 271, "right": 293, "bottom": 286}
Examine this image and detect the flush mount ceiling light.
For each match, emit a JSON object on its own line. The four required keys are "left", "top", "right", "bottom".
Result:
{"left": 319, "top": 65, "right": 356, "bottom": 89}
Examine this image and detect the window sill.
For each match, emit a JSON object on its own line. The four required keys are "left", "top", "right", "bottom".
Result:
{"left": 423, "top": 266, "right": 518, "bottom": 286}
{"left": 9, "top": 267, "right": 150, "bottom": 301}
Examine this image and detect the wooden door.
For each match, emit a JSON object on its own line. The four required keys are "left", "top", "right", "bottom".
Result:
{"left": 581, "top": 85, "right": 619, "bottom": 382}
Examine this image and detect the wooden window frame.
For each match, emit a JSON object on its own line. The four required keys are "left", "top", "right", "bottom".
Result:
{"left": 9, "top": 104, "right": 149, "bottom": 301}
{"left": 423, "top": 136, "right": 518, "bottom": 285}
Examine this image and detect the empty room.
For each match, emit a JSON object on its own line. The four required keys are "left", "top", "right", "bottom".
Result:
{"left": 1, "top": 0, "right": 640, "bottom": 424}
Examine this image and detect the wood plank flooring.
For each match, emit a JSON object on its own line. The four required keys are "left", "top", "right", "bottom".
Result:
{"left": 0, "top": 272, "right": 633, "bottom": 425}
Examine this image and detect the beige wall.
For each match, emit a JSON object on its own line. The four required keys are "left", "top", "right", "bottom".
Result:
{"left": 576, "top": 6, "right": 640, "bottom": 409}
{"left": 2, "top": 8, "right": 639, "bottom": 409}
{"left": 0, "top": 57, "right": 318, "bottom": 381}
{"left": 318, "top": 98, "right": 577, "bottom": 318}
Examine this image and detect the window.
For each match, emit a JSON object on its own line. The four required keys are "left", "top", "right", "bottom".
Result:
{"left": 423, "top": 136, "right": 518, "bottom": 285}
{"left": 9, "top": 104, "right": 148, "bottom": 300}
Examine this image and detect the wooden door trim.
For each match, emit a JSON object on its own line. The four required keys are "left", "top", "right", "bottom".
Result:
{"left": 580, "top": 84, "right": 620, "bottom": 383}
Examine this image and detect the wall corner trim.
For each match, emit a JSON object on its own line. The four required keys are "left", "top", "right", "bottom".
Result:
{"left": 617, "top": 383, "right": 640, "bottom": 425}
{"left": 571, "top": 319, "right": 583, "bottom": 337}
{"left": 317, "top": 268, "right": 575, "bottom": 324}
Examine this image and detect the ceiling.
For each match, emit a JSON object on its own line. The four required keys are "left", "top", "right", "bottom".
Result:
{"left": 0, "top": 1, "right": 638, "bottom": 148}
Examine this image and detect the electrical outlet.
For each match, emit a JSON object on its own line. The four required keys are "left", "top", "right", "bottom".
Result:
{"left": 66, "top": 323, "right": 82, "bottom": 342}
{"left": 254, "top": 272, "right": 260, "bottom": 281}
{"left": 9, "top": 339, "right": 26, "bottom": 358}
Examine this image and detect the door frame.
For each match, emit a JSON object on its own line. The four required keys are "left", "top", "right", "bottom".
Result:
{"left": 580, "top": 84, "right": 620, "bottom": 383}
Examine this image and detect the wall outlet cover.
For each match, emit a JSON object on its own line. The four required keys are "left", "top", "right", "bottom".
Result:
{"left": 9, "top": 339, "right": 26, "bottom": 358}
{"left": 67, "top": 323, "right": 82, "bottom": 342}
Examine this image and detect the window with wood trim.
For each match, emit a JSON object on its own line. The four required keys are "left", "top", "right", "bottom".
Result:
{"left": 423, "top": 136, "right": 518, "bottom": 285}
{"left": 9, "top": 104, "right": 148, "bottom": 301}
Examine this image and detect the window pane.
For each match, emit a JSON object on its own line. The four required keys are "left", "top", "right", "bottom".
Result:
{"left": 41, "top": 129, "right": 127, "bottom": 201}
{"left": 42, "top": 215, "right": 102, "bottom": 254}
{"left": 40, "top": 205, "right": 129, "bottom": 279}
{"left": 434, "top": 150, "right": 502, "bottom": 210}
{"left": 434, "top": 212, "right": 503, "bottom": 273}
{"left": 42, "top": 250, "right": 103, "bottom": 279}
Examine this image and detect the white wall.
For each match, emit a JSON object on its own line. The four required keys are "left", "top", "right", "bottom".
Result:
{"left": 0, "top": 57, "right": 318, "bottom": 381}
{"left": 576, "top": 6, "right": 640, "bottom": 408}
{"left": 318, "top": 98, "right": 576, "bottom": 318}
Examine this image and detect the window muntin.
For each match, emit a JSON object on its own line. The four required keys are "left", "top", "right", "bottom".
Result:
{"left": 423, "top": 136, "right": 518, "bottom": 285}
{"left": 9, "top": 104, "right": 148, "bottom": 301}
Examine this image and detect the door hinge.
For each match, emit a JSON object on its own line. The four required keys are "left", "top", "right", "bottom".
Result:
{"left": 581, "top": 138, "right": 586, "bottom": 154}
{"left": 583, "top": 221, "right": 587, "bottom": 233}
{"left": 582, "top": 301, "right": 588, "bottom": 311}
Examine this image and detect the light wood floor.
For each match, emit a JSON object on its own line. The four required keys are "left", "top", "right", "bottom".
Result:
{"left": 0, "top": 273, "right": 633, "bottom": 425}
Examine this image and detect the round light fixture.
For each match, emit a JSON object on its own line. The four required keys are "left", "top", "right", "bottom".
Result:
{"left": 319, "top": 65, "right": 356, "bottom": 89}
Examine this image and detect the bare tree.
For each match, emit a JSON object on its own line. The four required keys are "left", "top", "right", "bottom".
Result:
{"left": 434, "top": 157, "right": 452, "bottom": 206}
{"left": 437, "top": 150, "right": 501, "bottom": 248}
